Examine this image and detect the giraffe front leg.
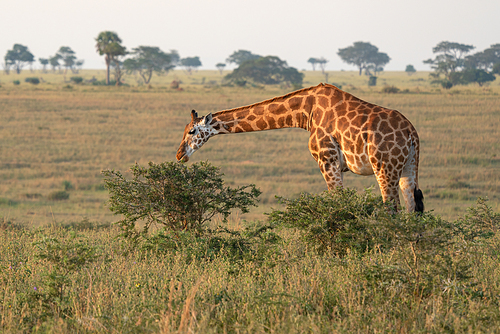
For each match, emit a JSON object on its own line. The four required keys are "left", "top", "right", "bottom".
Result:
{"left": 309, "top": 134, "right": 345, "bottom": 190}
{"left": 318, "top": 157, "right": 344, "bottom": 190}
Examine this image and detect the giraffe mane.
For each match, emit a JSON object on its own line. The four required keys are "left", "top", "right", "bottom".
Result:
{"left": 214, "top": 83, "right": 340, "bottom": 116}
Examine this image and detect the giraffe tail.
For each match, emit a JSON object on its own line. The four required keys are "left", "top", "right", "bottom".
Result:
{"left": 414, "top": 187, "right": 424, "bottom": 213}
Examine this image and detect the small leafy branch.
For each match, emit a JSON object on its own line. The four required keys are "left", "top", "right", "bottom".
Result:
{"left": 102, "top": 161, "right": 261, "bottom": 242}
{"left": 455, "top": 197, "right": 500, "bottom": 243}
{"left": 32, "top": 232, "right": 100, "bottom": 318}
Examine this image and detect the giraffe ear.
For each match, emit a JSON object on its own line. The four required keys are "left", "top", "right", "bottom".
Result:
{"left": 191, "top": 110, "right": 198, "bottom": 121}
{"left": 202, "top": 113, "right": 213, "bottom": 125}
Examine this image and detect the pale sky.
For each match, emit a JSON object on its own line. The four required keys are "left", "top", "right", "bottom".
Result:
{"left": 1, "top": 0, "right": 499, "bottom": 72}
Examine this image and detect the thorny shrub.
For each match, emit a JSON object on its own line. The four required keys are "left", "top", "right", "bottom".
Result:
{"left": 102, "top": 161, "right": 261, "bottom": 245}
{"left": 269, "top": 189, "right": 500, "bottom": 297}
{"left": 268, "top": 187, "right": 385, "bottom": 256}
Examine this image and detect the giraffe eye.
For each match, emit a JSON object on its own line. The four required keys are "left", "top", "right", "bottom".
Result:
{"left": 188, "top": 128, "right": 196, "bottom": 135}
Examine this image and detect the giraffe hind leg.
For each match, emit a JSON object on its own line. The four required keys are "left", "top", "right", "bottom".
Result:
{"left": 376, "top": 174, "right": 401, "bottom": 210}
{"left": 370, "top": 155, "right": 402, "bottom": 210}
{"left": 400, "top": 177, "right": 424, "bottom": 213}
{"left": 399, "top": 143, "right": 424, "bottom": 212}
{"left": 399, "top": 175, "right": 415, "bottom": 212}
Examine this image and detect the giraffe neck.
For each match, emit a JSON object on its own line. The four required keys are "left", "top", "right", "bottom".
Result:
{"left": 211, "top": 86, "right": 318, "bottom": 134}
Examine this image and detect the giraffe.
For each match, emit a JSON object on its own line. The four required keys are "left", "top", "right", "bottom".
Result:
{"left": 176, "top": 83, "right": 424, "bottom": 212}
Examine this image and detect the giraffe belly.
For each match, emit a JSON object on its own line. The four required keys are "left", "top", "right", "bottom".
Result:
{"left": 344, "top": 153, "right": 374, "bottom": 176}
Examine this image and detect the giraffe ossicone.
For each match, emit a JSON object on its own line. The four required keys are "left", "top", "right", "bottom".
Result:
{"left": 176, "top": 83, "right": 424, "bottom": 212}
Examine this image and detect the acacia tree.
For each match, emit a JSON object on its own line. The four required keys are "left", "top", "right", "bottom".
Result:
{"left": 180, "top": 56, "right": 202, "bottom": 75}
{"left": 307, "top": 57, "right": 318, "bottom": 71}
{"left": 49, "top": 54, "right": 62, "bottom": 72}
{"left": 74, "top": 60, "right": 84, "bottom": 73}
{"left": 4, "top": 44, "right": 35, "bottom": 74}
{"left": 405, "top": 65, "right": 416, "bottom": 76}
{"left": 123, "top": 46, "right": 178, "bottom": 84}
{"left": 226, "top": 50, "right": 261, "bottom": 65}
{"left": 56, "top": 46, "right": 83, "bottom": 74}
{"left": 423, "top": 41, "right": 475, "bottom": 85}
{"left": 317, "top": 57, "right": 328, "bottom": 74}
{"left": 225, "top": 55, "right": 304, "bottom": 87}
{"left": 95, "top": 31, "right": 126, "bottom": 85}
{"left": 365, "top": 52, "right": 390, "bottom": 76}
{"left": 216, "top": 63, "right": 226, "bottom": 75}
{"left": 337, "top": 42, "right": 390, "bottom": 76}
{"left": 457, "top": 69, "right": 495, "bottom": 86}
{"left": 39, "top": 58, "right": 49, "bottom": 73}
{"left": 465, "top": 44, "right": 500, "bottom": 71}
{"left": 424, "top": 41, "right": 499, "bottom": 88}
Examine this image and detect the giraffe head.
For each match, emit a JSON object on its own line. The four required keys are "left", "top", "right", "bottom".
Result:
{"left": 176, "top": 110, "right": 215, "bottom": 162}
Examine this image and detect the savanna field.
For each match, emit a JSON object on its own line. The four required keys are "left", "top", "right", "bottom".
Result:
{"left": 1, "top": 70, "right": 500, "bottom": 332}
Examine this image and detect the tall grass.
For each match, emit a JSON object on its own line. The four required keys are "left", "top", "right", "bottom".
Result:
{"left": 1, "top": 197, "right": 500, "bottom": 332}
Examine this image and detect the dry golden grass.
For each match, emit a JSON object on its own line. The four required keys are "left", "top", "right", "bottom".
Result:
{"left": 0, "top": 69, "right": 499, "bottom": 224}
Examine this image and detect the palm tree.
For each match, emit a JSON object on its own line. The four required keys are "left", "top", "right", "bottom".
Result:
{"left": 95, "top": 31, "right": 126, "bottom": 85}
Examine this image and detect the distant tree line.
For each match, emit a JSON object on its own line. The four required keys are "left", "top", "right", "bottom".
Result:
{"left": 2, "top": 31, "right": 203, "bottom": 87}
{"left": 307, "top": 57, "right": 328, "bottom": 73}
{"left": 3, "top": 44, "right": 84, "bottom": 75}
{"left": 4, "top": 35, "right": 499, "bottom": 88}
{"left": 94, "top": 31, "right": 204, "bottom": 86}
{"left": 309, "top": 40, "right": 499, "bottom": 87}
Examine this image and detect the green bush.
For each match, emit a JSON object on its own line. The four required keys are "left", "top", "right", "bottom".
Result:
{"left": 30, "top": 232, "right": 100, "bottom": 319}
{"left": 269, "top": 189, "right": 499, "bottom": 298}
{"left": 368, "top": 76, "right": 377, "bottom": 86}
{"left": 381, "top": 85, "right": 400, "bottom": 93}
{"left": 25, "top": 77, "right": 40, "bottom": 85}
{"left": 364, "top": 198, "right": 500, "bottom": 297}
{"left": 234, "top": 79, "right": 247, "bottom": 87}
{"left": 13, "top": 80, "right": 20, "bottom": 85}
{"left": 47, "top": 190, "right": 70, "bottom": 201}
{"left": 62, "top": 180, "right": 74, "bottom": 191}
{"left": 268, "top": 188, "right": 462, "bottom": 257}
{"left": 70, "top": 76, "right": 83, "bottom": 84}
{"left": 268, "top": 188, "right": 385, "bottom": 255}
{"left": 454, "top": 197, "right": 500, "bottom": 243}
{"left": 453, "top": 69, "right": 496, "bottom": 87}
{"left": 102, "top": 161, "right": 261, "bottom": 242}
{"left": 432, "top": 79, "right": 453, "bottom": 89}
{"left": 92, "top": 79, "right": 116, "bottom": 86}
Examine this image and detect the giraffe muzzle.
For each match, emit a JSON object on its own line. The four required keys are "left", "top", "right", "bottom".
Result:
{"left": 176, "top": 146, "right": 189, "bottom": 162}
{"left": 176, "top": 151, "right": 189, "bottom": 162}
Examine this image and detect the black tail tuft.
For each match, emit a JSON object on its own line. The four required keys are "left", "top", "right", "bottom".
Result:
{"left": 414, "top": 188, "right": 424, "bottom": 213}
